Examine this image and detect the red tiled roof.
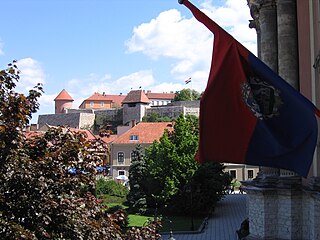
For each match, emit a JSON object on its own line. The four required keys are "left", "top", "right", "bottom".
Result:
{"left": 69, "top": 128, "right": 97, "bottom": 141}
{"left": 99, "top": 134, "right": 118, "bottom": 144}
{"left": 146, "top": 92, "right": 175, "bottom": 100}
{"left": 24, "top": 131, "right": 45, "bottom": 139}
{"left": 54, "top": 89, "right": 74, "bottom": 101}
{"left": 80, "top": 92, "right": 126, "bottom": 107}
{"left": 27, "top": 126, "right": 97, "bottom": 141}
{"left": 112, "top": 122, "right": 174, "bottom": 144}
{"left": 122, "top": 90, "right": 150, "bottom": 104}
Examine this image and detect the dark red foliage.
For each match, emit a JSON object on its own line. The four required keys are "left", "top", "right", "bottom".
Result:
{"left": 0, "top": 62, "right": 161, "bottom": 239}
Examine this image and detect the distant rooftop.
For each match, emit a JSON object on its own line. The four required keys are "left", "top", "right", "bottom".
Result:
{"left": 54, "top": 89, "right": 74, "bottom": 101}
{"left": 112, "top": 122, "right": 174, "bottom": 144}
{"left": 145, "top": 91, "right": 175, "bottom": 100}
{"left": 122, "top": 90, "right": 150, "bottom": 104}
{"left": 80, "top": 92, "right": 126, "bottom": 107}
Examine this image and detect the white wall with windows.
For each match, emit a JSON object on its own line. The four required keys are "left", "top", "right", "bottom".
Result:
{"left": 149, "top": 99, "right": 172, "bottom": 106}
{"left": 224, "top": 163, "right": 259, "bottom": 182}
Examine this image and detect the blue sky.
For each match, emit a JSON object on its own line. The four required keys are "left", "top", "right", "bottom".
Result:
{"left": 0, "top": 0, "right": 257, "bottom": 123}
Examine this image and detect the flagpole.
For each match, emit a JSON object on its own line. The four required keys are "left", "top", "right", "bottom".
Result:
{"left": 190, "top": 80, "right": 193, "bottom": 101}
{"left": 184, "top": 77, "right": 192, "bottom": 100}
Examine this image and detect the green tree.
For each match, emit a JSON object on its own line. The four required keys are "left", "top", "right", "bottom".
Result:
{"left": 142, "top": 111, "right": 173, "bottom": 122}
{"left": 143, "top": 115, "right": 199, "bottom": 210}
{"left": 0, "top": 62, "right": 161, "bottom": 240}
{"left": 127, "top": 144, "right": 148, "bottom": 214}
{"left": 142, "top": 114, "right": 230, "bottom": 214}
{"left": 144, "top": 132, "right": 180, "bottom": 208}
{"left": 174, "top": 88, "right": 201, "bottom": 101}
{"left": 190, "top": 162, "right": 232, "bottom": 212}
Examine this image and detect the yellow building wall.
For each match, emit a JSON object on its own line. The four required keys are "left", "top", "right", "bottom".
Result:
{"left": 80, "top": 100, "right": 113, "bottom": 109}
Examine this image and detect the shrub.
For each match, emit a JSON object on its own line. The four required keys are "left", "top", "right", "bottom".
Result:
{"left": 96, "top": 178, "right": 129, "bottom": 198}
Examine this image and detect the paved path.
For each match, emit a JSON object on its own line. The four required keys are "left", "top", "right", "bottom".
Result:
{"left": 161, "top": 194, "right": 247, "bottom": 240}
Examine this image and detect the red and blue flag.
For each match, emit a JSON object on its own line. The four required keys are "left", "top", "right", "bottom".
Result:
{"left": 181, "top": 0, "right": 319, "bottom": 177}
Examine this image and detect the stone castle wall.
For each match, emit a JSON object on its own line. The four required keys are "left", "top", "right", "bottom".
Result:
{"left": 38, "top": 112, "right": 95, "bottom": 129}
{"left": 122, "top": 104, "right": 146, "bottom": 125}
{"left": 146, "top": 102, "right": 200, "bottom": 119}
{"left": 38, "top": 101, "right": 199, "bottom": 129}
{"left": 146, "top": 106, "right": 185, "bottom": 119}
{"left": 94, "top": 109, "right": 123, "bottom": 121}
{"left": 169, "top": 100, "right": 200, "bottom": 108}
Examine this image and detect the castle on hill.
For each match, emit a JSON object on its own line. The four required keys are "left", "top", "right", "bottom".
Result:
{"left": 37, "top": 89, "right": 200, "bottom": 132}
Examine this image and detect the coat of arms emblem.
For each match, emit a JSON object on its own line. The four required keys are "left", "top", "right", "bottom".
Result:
{"left": 241, "top": 76, "right": 282, "bottom": 120}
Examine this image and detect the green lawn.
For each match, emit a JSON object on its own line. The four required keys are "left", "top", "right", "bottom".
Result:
{"left": 104, "top": 200, "right": 206, "bottom": 232}
{"left": 127, "top": 214, "right": 204, "bottom": 232}
{"left": 128, "top": 214, "right": 152, "bottom": 227}
{"left": 160, "top": 215, "right": 204, "bottom": 232}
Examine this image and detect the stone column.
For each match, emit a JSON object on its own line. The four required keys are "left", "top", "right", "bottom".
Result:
{"left": 277, "top": 188, "right": 303, "bottom": 239}
{"left": 248, "top": 3, "right": 261, "bottom": 58}
{"left": 248, "top": 0, "right": 280, "bottom": 180}
{"left": 258, "top": 0, "right": 278, "bottom": 71}
{"left": 245, "top": 1, "right": 280, "bottom": 239}
{"left": 245, "top": 187, "right": 279, "bottom": 239}
{"left": 277, "top": 0, "right": 299, "bottom": 89}
{"left": 277, "top": 0, "right": 300, "bottom": 178}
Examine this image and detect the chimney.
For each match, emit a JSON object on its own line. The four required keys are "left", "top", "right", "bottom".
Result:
{"left": 30, "top": 124, "right": 39, "bottom": 131}
{"left": 24, "top": 125, "right": 31, "bottom": 132}
{"left": 130, "top": 120, "right": 137, "bottom": 128}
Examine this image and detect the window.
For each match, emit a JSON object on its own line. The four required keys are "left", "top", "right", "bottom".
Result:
{"left": 131, "top": 151, "right": 137, "bottom": 161}
{"left": 128, "top": 103, "right": 136, "bottom": 108}
{"left": 229, "top": 170, "right": 236, "bottom": 179}
{"left": 129, "top": 135, "right": 139, "bottom": 141}
{"left": 90, "top": 102, "right": 94, "bottom": 107}
{"left": 100, "top": 101, "right": 104, "bottom": 107}
{"left": 117, "top": 152, "right": 124, "bottom": 164}
{"left": 247, "top": 170, "right": 254, "bottom": 179}
{"left": 118, "top": 170, "right": 125, "bottom": 176}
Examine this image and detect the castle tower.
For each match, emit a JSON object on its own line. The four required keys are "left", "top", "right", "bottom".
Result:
{"left": 122, "top": 90, "right": 150, "bottom": 125}
{"left": 54, "top": 89, "right": 74, "bottom": 114}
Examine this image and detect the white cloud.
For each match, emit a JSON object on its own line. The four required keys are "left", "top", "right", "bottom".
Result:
{"left": 115, "top": 70, "right": 155, "bottom": 91}
{"left": 33, "top": 0, "right": 256, "bottom": 122}
{"left": 30, "top": 93, "right": 55, "bottom": 123}
{"left": 13, "top": 58, "right": 47, "bottom": 122}
{"left": 126, "top": 9, "right": 212, "bottom": 62}
{"left": 126, "top": 0, "right": 257, "bottom": 92}
{"left": 38, "top": 93, "right": 55, "bottom": 110}
{"left": 12, "top": 58, "right": 47, "bottom": 123}
{"left": 61, "top": 70, "right": 155, "bottom": 108}
{"left": 66, "top": 73, "right": 113, "bottom": 99}
{"left": 202, "top": 0, "right": 257, "bottom": 54}
{"left": 150, "top": 82, "right": 184, "bottom": 94}
{"left": 16, "top": 58, "right": 46, "bottom": 93}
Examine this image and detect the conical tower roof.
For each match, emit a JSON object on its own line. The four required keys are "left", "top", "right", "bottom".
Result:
{"left": 122, "top": 90, "right": 149, "bottom": 104}
{"left": 54, "top": 89, "right": 74, "bottom": 101}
